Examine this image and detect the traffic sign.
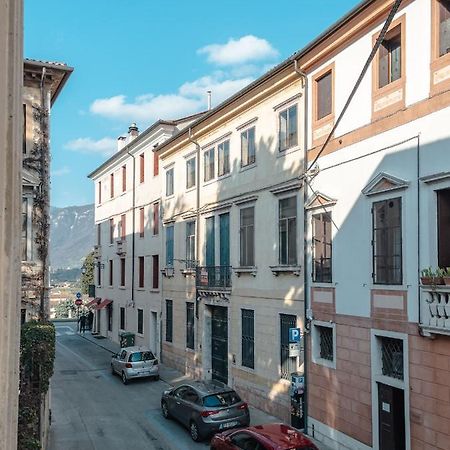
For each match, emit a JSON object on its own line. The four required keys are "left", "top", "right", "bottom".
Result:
{"left": 76, "top": 292, "right": 82, "bottom": 299}
{"left": 289, "top": 327, "right": 301, "bottom": 343}
{"left": 75, "top": 299, "right": 82, "bottom": 306}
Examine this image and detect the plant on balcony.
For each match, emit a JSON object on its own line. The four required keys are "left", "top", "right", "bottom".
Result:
{"left": 421, "top": 267, "right": 444, "bottom": 286}
{"left": 442, "top": 267, "right": 450, "bottom": 286}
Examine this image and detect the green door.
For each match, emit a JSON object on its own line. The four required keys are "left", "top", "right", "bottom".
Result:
{"left": 219, "top": 213, "right": 230, "bottom": 286}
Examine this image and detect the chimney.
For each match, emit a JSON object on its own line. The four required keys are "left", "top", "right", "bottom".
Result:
{"left": 128, "top": 123, "right": 139, "bottom": 142}
{"left": 207, "top": 91, "right": 212, "bottom": 111}
{"left": 117, "top": 136, "right": 127, "bottom": 152}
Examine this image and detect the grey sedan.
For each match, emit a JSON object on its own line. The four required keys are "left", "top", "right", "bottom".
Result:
{"left": 160, "top": 380, "right": 250, "bottom": 442}
{"left": 111, "top": 346, "right": 159, "bottom": 384}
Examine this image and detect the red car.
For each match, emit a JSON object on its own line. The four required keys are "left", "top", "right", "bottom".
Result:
{"left": 210, "top": 423, "right": 319, "bottom": 450}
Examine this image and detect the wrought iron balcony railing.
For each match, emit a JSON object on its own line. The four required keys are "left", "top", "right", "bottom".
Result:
{"left": 420, "top": 285, "right": 450, "bottom": 336}
{"left": 196, "top": 266, "right": 232, "bottom": 290}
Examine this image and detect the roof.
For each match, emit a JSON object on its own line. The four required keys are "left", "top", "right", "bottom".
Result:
{"left": 176, "top": 379, "right": 230, "bottom": 395}
{"left": 155, "top": 0, "right": 376, "bottom": 155}
{"left": 24, "top": 58, "right": 74, "bottom": 105}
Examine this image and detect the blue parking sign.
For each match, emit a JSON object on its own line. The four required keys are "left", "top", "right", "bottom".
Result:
{"left": 289, "top": 327, "right": 301, "bottom": 343}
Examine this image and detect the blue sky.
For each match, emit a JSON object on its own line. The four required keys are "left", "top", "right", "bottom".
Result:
{"left": 25, "top": 0, "right": 359, "bottom": 207}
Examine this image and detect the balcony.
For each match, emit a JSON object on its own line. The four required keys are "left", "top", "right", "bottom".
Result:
{"left": 196, "top": 266, "right": 232, "bottom": 291}
{"left": 115, "top": 239, "right": 127, "bottom": 255}
{"left": 93, "top": 245, "right": 101, "bottom": 259}
{"left": 420, "top": 285, "right": 450, "bottom": 336}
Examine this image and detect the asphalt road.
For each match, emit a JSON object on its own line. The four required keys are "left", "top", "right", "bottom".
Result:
{"left": 49, "top": 322, "right": 209, "bottom": 450}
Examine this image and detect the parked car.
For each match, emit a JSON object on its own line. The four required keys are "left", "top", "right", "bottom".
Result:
{"left": 111, "top": 346, "right": 159, "bottom": 384}
{"left": 160, "top": 380, "right": 250, "bottom": 442}
{"left": 210, "top": 423, "right": 319, "bottom": 450}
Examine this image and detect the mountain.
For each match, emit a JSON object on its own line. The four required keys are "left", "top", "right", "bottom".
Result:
{"left": 50, "top": 204, "right": 94, "bottom": 270}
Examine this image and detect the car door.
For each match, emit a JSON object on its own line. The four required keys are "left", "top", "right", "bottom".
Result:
{"left": 116, "top": 349, "right": 127, "bottom": 373}
{"left": 170, "top": 386, "right": 189, "bottom": 423}
{"left": 179, "top": 387, "right": 200, "bottom": 427}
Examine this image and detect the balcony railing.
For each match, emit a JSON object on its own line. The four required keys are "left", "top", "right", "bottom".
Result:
{"left": 196, "top": 266, "right": 232, "bottom": 290}
{"left": 420, "top": 285, "right": 450, "bottom": 336}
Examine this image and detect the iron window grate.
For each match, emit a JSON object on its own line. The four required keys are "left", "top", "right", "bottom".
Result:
{"left": 318, "top": 326, "right": 333, "bottom": 361}
{"left": 380, "top": 337, "right": 403, "bottom": 380}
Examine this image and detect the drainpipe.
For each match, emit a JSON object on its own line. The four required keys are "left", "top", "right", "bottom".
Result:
{"left": 294, "top": 59, "right": 310, "bottom": 434}
{"left": 126, "top": 150, "right": 136, "bottom": 309}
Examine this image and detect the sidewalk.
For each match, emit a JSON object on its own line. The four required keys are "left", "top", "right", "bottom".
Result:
{"left": 77, "top": 330, "right": 331, "bottom": 450}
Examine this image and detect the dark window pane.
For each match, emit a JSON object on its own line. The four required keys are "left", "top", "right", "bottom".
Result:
{"left": 317, "top": 72, "right": 332, "bottom": 120}
{"left": 378, "top": 27, "right": 401, "bottom": 88}
{"left": 240, "top": 207, "right": 254, "bottom": 266}
{"left": 279, "top": 197, "right": 297, "bottom": 265}
{"left": 439, "top": 0, "right": 450, "bottom": 56}
{"left": 166, "top": 300, "right": 173, "bottom": 342}
{"left": 137, "top": 309, "right": 143, "bottom": 334}
{"left": 312, "top": 213, "right": 332, "bottom": 283}
{"left": 438, "top": 188, "right": 450, "bottom": 267}
{"left": 186, "top": 302, "right": 194, "bottom": 349}
{"left": 241, "top": 309, "right": 254, "bottom": 369}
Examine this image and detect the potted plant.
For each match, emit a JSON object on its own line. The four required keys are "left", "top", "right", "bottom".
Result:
{"left": 442, "top": 267, "right": 450, "bottom": 286}
{"left": 421, "top": 267, "right": 444, "bottom": 286}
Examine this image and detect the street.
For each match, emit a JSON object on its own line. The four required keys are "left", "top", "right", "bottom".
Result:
{"left": 50, "top": 321, "right": 209, "bottom": 450}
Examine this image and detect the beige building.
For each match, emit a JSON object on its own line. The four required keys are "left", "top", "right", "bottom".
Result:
{"left": 156, "top": 65, "right": 306, "bottom": 420}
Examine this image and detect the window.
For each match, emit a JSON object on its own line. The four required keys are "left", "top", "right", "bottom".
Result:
{"left": 312, "top": 213, "right": 332, "bottom": 282}
{"left": 438, "top": 188, "right": 450, "bottom": 267}
{"left": 22, "top": 198, "right": 28, "bottom": 261}
{"left": 372, "top": 197, "right": 402, "bottom": 285}
{"left": 280, "top": 314, "right": 297, "bottom": 379}
{"left": 186, "top": 302, "right": 194, "bottom": 349}
{"left": 140, "top": 153, "right": 145, "bottom": 183}
{"left": 153, "top": 151, "right": 159, "bottom": 176}
{"left": 153, "top": 202, "right": 159, "bottom": 235}
{"left": 166, "top": 300, "right": 173, "bottom": 342}
{"left": 241, "top": 127, "right": 256, "bottom": 167}
{"left": 166, "top": 225, "right": 174, "bottom": 267}
{"left": 312, "top": 321, "right": 336, "bottom": 368}
{"left": 23, "top": 104, "right": 26, "bottom": 154}
{"left": 439, "top": 0, "right": 450, "bottom": 57}
{"left": 316, "top": 71, "right": 332, "bottom": 120}
{"left": 109, "top": 218, "right": 114, "bottom": 244}
{"left": 166, "top": 168, "right": 174, "bottom": 196}
{"left": 152, "top": 255, "right": 159, "bottom": 289}
{"left": 241, "top": 309, "right": 254, "bottom": 369}
{"left": 107, "top": 304, "right": 113, "bottom": 331}
{"left": 120, "top": 257, "right": 126, "bottom": 286}
{"left": 137, "top": 309, "right": 144, "bottom": 334}
{"left": 97, "top": 263, "right": 101, "bottom": 286}
{"left": 139, "top": 207, "right": 144, "bottom": 238}
{"left": 109, "top": 259, "right": 113, "bottom": 286}
{"left": 120, "top": 307, "right": 125, "bottom": 330}
{"left": 279, "top": 105, "right": 298, "bottom": 151}
{"left": 380, "top": 336, "right": 403, "bottom": 380}
{"left": 120, "top": 214, "right": 126, "bottom": 240}
{"left": 110, "top": 173, "right": 114, "bottom": 198}
{"left": 319, "top": 326, "right": 333, "bottom": 360}
{"left": 138, "top": 256, "right": 145, "bottom": 288}
{"left": 97, "top": 223, "right": 101, "bottom": 246}
{"left": 186, "top": 156, "right": 196, "bottom": 189}
{"left": 204, "top": 148, "right": 215, "bottom": 182}
{"left": 240, "top": 207, "right": 254, "bottom": 266}
{"left": 230, "top": 433, "right": 263, "bottom": 449}
{"left": 98, "top": 181, "right": 102, "bottom": 204}
{"left": 378, "top": 26, "right": 402, "bottom": 88}
{"left": 279, "top": 197, "right": 297, "bottom": 265}
{"left": 186, "top": 221, "right": 196, "bottom": 269}
{"left": 122, "top": 165, "right": 126, "bottom": 192}
{"left": 218, "top": 140, "right": 230, "bottom": 176}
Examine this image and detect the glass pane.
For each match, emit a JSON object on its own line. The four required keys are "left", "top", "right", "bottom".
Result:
{"left": 317, "top": 71, "right": 332, "bottom": 119}
{"left": 390, "top": 36, "right": 401, "bottom": 82}
{"left": 280, "top": 197, "right": 297, "bottom": 219}
{"left": 248, "top": 127, "right": 255, "bottom": 164}
{"left": 279, "top": 109, "right": 287, "bottom": 151}
{"left": 288, "top": 105, "right": 298, "bottom": 148}
{"left": 241, "top": 131, "right": 248, "bottom": 166}
{"left": 279, "top": 219, "right": 288, "bottom": 265}
{"left": 288, "top": 218, "right": 297, "bottom": 265}
{"left": 379, "top": 42, "right": 389, "bottom": 88}
{"left": 440, "top": 1, "right": 450, "bottom": 56}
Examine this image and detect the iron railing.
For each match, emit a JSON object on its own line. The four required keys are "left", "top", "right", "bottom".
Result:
{"left": 196, "top": 266, "right": 232, "bottom": 289}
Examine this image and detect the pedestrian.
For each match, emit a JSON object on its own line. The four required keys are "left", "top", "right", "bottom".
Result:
{"left": 88, "top": 310, "right": 94, "bottom": 331}
{"left": 78, "top": 314, "right": 87, "bottom": 334}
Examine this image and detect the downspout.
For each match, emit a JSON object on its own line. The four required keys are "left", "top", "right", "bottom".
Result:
{"left": 294, "top": 59, "right": 310, "bottom": 433}
{"left": 126, "top": 150, "right": 136, "bottom": 309}
{"left": 416, "top": 135, "right": 422, "bottom": 333}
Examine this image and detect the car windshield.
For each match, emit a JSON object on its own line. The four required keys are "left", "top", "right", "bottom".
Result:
{"left": 203, "top": 391, "right": 241, "bottom": 407}
{"left": 129, "top": 351, "right": 154, "bottom": 362}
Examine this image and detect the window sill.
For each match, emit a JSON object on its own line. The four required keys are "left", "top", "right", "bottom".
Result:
{"left": 186, "top": 347, "right": 195, "bottom": 354}
{"left": 233, "top": 266, "right": 257, "bottom": 277}
{"left": 311, "top": 282, "right": 335, "bottom": 288}
{"left": 277, "top": 145, "right": 301, "bottom": 158}
{"left": 270, "top": 265, "right": 301, "bottom": 276}
{"left": 203, "top": 178, "right": 216, "bottom": 187}
{"left": 239, "top": 162, "right": 257, "bottom": 174}
{"left": 119, "top": 286, "right": 126, "bottom": 290}
{"left": 136, "top": 288, "right": 145, "bottom": 291}
{"left": 165, "top": 194, "right": 175, "bottom": 200}
{"left": 186, "top": 186, "right": 196, "bottom": 193}
{"left": 150, "top": 289, "right": 160, "bottom": 293}
{"left": 217, "top": 172, "right": 231, "bottom": 181}
{"left": 312, "top": 357, "right": 336, "bottom": 370}
{"left": 238, "top": 365, "right": 255, "bottom": 374}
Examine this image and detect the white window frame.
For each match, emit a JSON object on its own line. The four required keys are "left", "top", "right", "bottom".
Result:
{"left": 217, "top": 139, "right": 230, "bottom": 177}
{"left": 278, "top": 104, "right": 298, "bottom": 152}
{"left": 166, "top": 167, "right": 174, "bottom": 197}
{"left": 204, "top": 147, "right": 215, "bottom": 182}
{"left": 186, "top": 156, "right": 196, "bottom": 190}
{"left": 311, "top": 320, "right": 336, "bottom": 369}
{"left": 240, "top": 126, "right": 256, "bottom": 168}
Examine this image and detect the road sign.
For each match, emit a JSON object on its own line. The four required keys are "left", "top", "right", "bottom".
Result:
{"left": 76, "top": 292, "right": 82, "bottom": 299}
{"left": 75, "top": 299, "right": 82, "bottom": 306}
{"left": 289, "top": 342, "right": 301, "bottom": 357}
{"left": 289, "top": 327, "right": 301, "bottom": 343}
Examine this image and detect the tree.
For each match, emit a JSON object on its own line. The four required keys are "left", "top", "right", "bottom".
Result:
{"left": 54, "top": 299, "right": 76, "bottom": 319}
{"left": 80, "top": 251, "right": 95, "bottom": 295}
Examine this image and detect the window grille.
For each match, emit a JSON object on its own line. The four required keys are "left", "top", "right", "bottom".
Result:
{"left": 380, "top": 337, "right": 403, "bottom": 380}
{"left": 241, "top": 309, "right": 254, "bottom": 369}
{"left": 166, "top": 300, "right": 173, "bottom": 342}
{"left": 318, "top": 325, "right": 333, "bottom": 361}
{"left": 186, "top": 302, "right": 194, "bottom": 349}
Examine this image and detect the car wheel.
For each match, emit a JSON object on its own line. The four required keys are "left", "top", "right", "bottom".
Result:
{"left": 121, "top": 371, "right": 128, "bottom": 385}
{"left": 161, "top": 401, "right": 170, "bottom": 419}
{"left": 153, "top": 374, "right": 160, "bottom": 381}
{"left": 189, "top": 420, "right": 201, "bottom": 442}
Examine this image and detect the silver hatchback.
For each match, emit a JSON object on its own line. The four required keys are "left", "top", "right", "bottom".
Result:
{"left": 111, "top": 346, "right": 159, "bottom": 384}
{"left": 161, "top": 380, "right": 250, "bottom": 441}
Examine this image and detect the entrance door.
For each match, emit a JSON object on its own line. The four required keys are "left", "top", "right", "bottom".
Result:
{"left": 378, "top": 383, "right": 405, "bottom": 450}
{"left": 211, "top": 306, "right": 228, "bottom": 384}
{"left": 150, "top": 311, "right": 157, "bottom": 355}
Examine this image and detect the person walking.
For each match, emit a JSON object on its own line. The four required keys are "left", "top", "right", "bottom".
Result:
{"left": 78, "top": 314, "right": 87, "bottom": 334}
{"left": 87, "top": 310, "right": 94, "bottom": 331}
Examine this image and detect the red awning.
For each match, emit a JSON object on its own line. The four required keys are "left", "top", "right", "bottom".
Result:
{"left": 86, "top": 298, "right": 101, "bottom": 308}
{"left": 95, "top": 299, "right": 113, "bottom": 310}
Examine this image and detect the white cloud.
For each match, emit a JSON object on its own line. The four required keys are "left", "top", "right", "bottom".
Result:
{"left": 51, "top": 166, "right": 71, "bottom": 177}
{"left": 65, "top": 137, "right": 117, "bottom": 156}
{"left": 198, "top": 35, "right": 278, "bottom": 66}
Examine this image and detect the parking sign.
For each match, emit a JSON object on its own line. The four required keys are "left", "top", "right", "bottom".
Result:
{"left": 289, "top": 327, "right": 301, "bottom": 343}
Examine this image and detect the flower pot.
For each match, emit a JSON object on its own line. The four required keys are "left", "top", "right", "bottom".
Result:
{"left": 421, "top": 276, "right": 444, "bottom": 285}
{"left": 443, "top": 276, "right": 450, "bottom": 286}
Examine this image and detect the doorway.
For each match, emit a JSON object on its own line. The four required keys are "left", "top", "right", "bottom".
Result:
{"left": 378, "top": 383, "right": 405, "bottom": 450}
{"left": 150, "top": 311, "right": 158, "bottom": 356}
{"left": 211, "top": 306, "right": 228, "bottom": 384}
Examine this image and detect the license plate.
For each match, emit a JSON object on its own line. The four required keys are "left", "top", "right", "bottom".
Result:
{"left": 220, "top": 421, "right": 238, "bottom": 430}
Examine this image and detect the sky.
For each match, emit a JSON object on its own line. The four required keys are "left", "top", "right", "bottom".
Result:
{"left": 25, "top": 0, "right": 360, "bottom": 208}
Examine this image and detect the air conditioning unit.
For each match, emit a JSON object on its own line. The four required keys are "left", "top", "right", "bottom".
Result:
{"left": 93, "top": 245, "right": 101, "bottom": 259}
{"left": 116, "top": 239, "right": 127, "bottom": 255}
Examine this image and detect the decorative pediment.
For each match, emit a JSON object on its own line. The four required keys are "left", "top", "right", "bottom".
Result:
{"left": 362, "top": 172, "right": 409, "bottom": 196}
{"left": 22, "top": 168, "right": 40, "bottom": 187}
{"left": 305, "top": 192, "right": 337, "bottom": 210}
